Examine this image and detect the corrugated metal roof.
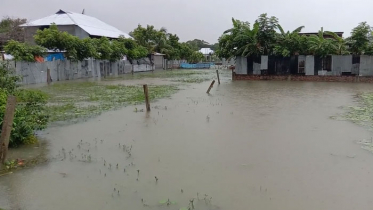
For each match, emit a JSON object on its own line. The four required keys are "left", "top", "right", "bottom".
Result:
{"left": 21, "top": 10, "right": 131, "bottom": 39}
{"left": 199, "top": 48, "right": 214, "bottom": 55}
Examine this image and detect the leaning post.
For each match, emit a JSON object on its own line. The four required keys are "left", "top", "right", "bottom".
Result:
{"left": 0, "top": 96, "right": 17, "bottom": 164}
{"left": 206, "top": 80, "right": 216, "bottom": 94}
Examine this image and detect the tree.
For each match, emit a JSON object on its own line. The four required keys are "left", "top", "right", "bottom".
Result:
{"left": 235, "top": 22, "right": 262, "bottom": 57}
{"left": 0, "top": 17, "right": 27, "bottom": 50}
{"left": 0, "top": 63, "right": 49, "bottom": 147}
{"left": 119, "top": 37, "right": 148, "bottom": 60}
{"left": 216, "top": 18, "right": 251, "bottom": 59}
{"left": 274, "top": 25, "right": 304, "bottom": 56}
{"left": 34, "top": 24, "right": 75, "bottom": 52}
{"left": 348, "top": 22, "right": 371, "bottom": 54}
{"left": 92, "top": 37, "right": 113, "bottom": 60}
{"left": 325, "top": 31, "right": 349, "bottom": 55}
{"left": 179, "top": 43, "right": 194, "bottom": 60}
{"left": 185, "top": 39, "right": 211, "bottom": 51}
{"left": 130, "top": 25, "right": 177, "bottom": 59}
{"left": 255, "top": 13, "right": 278, "bottom": 55}
{"left": 188, "top": 51, "right": 204, "bottom": 63}
{"left": 308, "top": 27, "right": 337, "bottom": 57}
{"left": 4, "top": 40, "right": 46, "bottom": 62}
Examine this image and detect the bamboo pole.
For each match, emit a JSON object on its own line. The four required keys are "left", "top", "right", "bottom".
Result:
{"left": 206, "top": 80, "right": 216, "bottom": 94}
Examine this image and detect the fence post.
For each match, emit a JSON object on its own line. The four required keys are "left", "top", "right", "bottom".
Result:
{"left": 207, "top": 80, "right": 216, "bottom": 94}
{"left": 47, "top": 68, "right": 51, "bottom": 85}
{"left": 143, "top": 84, "right": 151, "bottom": 112}
{"left": 0, "top": 96, "right": 16, "bottom": 164}
{"left": 216, "top": 70, "right": 220, "bottom": 84}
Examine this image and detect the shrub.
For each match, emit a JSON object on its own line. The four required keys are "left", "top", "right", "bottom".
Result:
{"left": 0, "top": 63, "right": 49, "bottom": 147}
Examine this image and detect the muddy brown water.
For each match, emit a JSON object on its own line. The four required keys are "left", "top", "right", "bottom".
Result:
{"left": 2, "top": 73, "right": 373, "bottom": 210}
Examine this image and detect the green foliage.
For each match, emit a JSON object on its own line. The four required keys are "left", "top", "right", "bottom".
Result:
{"left": 216, "top": 14, "right": 373, "bottom": 58}
{"left": 255, "top": 13, "right": 279, "bottom": 55}
{"left": 308, "top": 27, "right": 337, "bottom": 57}
{"left": 120, "top": 37, "right": 148, "bottom": 60}
{"left": 130, "top": 25, "right": 202, "bottom": 61}
{"left": 4, "top": 40, "right": 46, "bottom": 62}
{"left": 0, "top": 64, "right": 49, "bottom": 147}
{"left": 274, "top": 25, "right": 305, "bottom": 56}
{"left": 348, "top": 22, "right": 372, "bottom": 54}
{"left": 325, "top": 31, "right": 349, "bottom": 55}
{"left": 92, "top": 37, "right": 113, "bottom": 60}
{"left": 188, "top": 52, "right": 204, "bottom": 63}
{"left": 34, "top": 24, "right": 74, "bottom": 52}
{"left": 34, "top": 24, "right": 145, "bottom": 62}
{"left": 0, "top": 17, "right": 27, "bottom": 50}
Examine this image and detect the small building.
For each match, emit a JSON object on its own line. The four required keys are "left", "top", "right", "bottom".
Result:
{"left": 199, "top": 48, "right": 214, "bottom": 55}
{"left": 198, "top": 48, "right": 214, "bottom": 62}
{"left": 150, "top": 52, "right": 165, "bottom": 69}
{"left": 21, "top": 10, "right": 131, "bottom": 44}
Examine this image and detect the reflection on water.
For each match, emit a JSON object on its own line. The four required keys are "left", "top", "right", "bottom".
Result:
{"left": 2, "top": 77, "right": 373, "bottom": 210}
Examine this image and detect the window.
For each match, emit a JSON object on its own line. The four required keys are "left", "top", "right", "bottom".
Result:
{"left": 322, "top": 56, "right": 332, "bottom": 71}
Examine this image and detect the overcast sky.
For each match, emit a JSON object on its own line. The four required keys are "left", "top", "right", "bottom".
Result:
{"left": 0, "top": 0, "right": 369, "bottom": 43}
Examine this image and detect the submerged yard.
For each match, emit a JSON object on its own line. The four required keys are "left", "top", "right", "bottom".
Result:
{"left": 2, "top": 70, "right": 373, "bottom": 210}
{"left": 36, "top": 69, "right": 225, "bottom": 123}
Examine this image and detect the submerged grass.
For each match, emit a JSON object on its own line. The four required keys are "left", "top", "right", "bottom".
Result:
{"left": 32, "top": 69, "right": 227, "bottom": 123}
{"left": 344, "top": 93, "right": 373, "bottom": 128}
{"left": 105, "top": 69, "right": 215, "bottom": 83}
{"left": 37, "top": 82, "right": 178, "bottom": 122}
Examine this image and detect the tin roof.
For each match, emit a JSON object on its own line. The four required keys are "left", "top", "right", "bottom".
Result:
{"left": 21, "top": 10, "right": 131, "bottom": 39}
{"left": 199, "top": 48, "right": 214, "bottom": 55}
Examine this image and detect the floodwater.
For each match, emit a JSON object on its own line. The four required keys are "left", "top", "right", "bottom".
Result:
{"left": 2, "top": 72, "right": 373, "bottom": 210}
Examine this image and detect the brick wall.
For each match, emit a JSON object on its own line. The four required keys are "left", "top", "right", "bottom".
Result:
{"left": 232, "top": 73, "right": 373, "bottom": 83}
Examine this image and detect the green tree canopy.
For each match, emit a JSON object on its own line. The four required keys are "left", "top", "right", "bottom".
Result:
{"left": 4, "top": 40, "right": 46, "bottom": 62}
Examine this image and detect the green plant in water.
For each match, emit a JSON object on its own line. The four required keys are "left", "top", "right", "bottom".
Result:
{"left": 159, "top": 198, "right": 176, "bottom": 206}
{"left": 0, "top": 63, "right": 49, "bottom": 147}
{"left": 37, "top": 82, "right": 178, "bottom": 122}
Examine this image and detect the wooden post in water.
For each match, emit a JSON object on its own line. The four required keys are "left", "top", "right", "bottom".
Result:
{"left": 216, "top": 70, "right": 220, "bottom": 84}
{"left": 207, "top": 80, "right": 216, "bottom": 94}
{"left": 143, "top": 84, "right": 151, "bottom": 112}
{"left": 47, "top": 68, "right": 51, "bottom": 85}
{"left": 0, "top": 96, "right": 16, "bottom": 164}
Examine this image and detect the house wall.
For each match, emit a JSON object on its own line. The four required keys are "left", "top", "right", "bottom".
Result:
{"left": 74, "top": 26, "right": 90, "bottom": 39}
{"left": 25, "top": 25, "right": 77, "bottom": 45}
